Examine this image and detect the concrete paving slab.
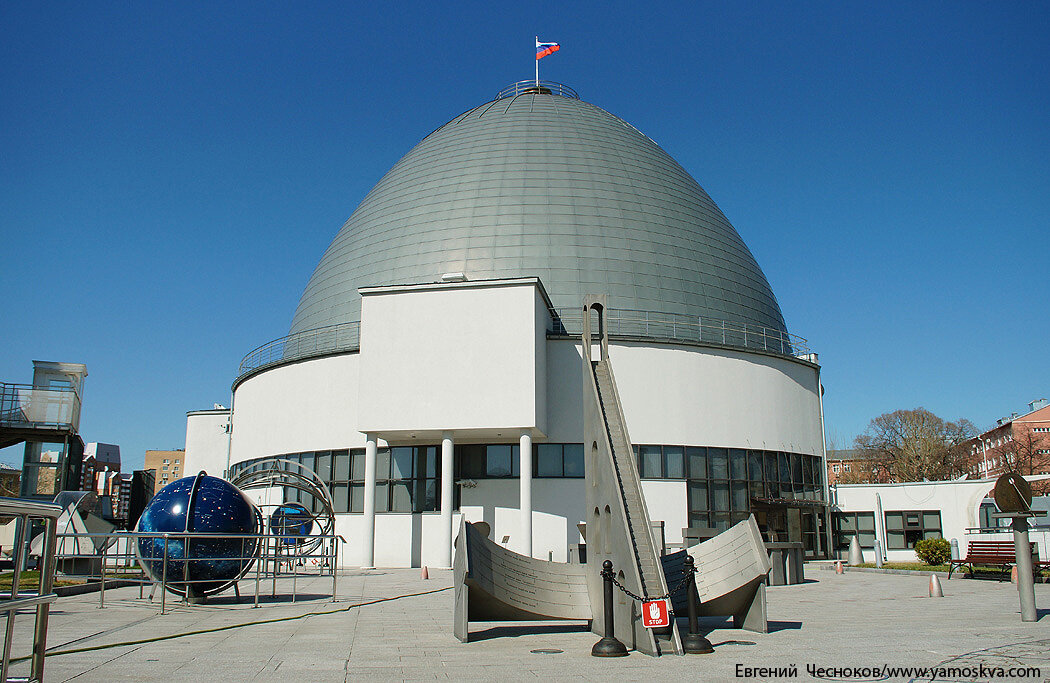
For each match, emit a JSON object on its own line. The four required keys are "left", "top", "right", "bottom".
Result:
{"left": 4, "top": 566, "right": 1049, "bottom": 681}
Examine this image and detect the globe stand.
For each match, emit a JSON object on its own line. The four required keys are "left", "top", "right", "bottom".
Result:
{"left": 186, "top": 586, "right": 207, "bottom": 605}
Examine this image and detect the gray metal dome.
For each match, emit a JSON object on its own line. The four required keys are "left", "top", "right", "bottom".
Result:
{"left": 290, "top": 83, "right": 788, "bottom": 336}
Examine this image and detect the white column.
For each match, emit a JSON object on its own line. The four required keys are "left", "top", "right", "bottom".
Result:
{"left": 361, "top": 434, "right": 377, "bottom": 568}
{"left": 519, "top": 430, "right": 533, "bottom": 558}
{"left": 439, "top": 432, "right": 454, "bottom": 568}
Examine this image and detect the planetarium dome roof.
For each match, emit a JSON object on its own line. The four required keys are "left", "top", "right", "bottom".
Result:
{"left": 289, "top": 81, "right": 788, "bottom": 337}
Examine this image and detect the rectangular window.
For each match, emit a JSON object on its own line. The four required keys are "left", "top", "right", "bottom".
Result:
{"left": 709, "top": 448, "right": 729, "bottom": 479}
{"left": 832, "top": 511, "right": 876, "bottom": 550}
{"left": 687, "top": 447, "right": 707, "bottom": 479}
{"left": 885, "top": 510, "right": 942, "bottom": 549}
{"left": 562, "top": 444, "right": 584, "bottom": 477}
{"left": 537, "top": 444, "right": 563, "bottom": 477}
{"left": 640, "top": 445, "right": 662, "bottom": 478}
{"left": 664, "top": 446, "right": 685, "bottom": 479}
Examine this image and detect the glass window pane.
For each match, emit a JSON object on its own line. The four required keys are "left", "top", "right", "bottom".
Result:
{"left": 748, "top": 481, "right": 764, "bottom": 500}
{"left": 351, "top": 451, "right": 365, "bottom": 481}
{"left": 711, "top": 481, "right": 729, "bottom": 511}
{"left": 421, "top": 479, "right": 438, "bottom": 511}
{"left": 640, "top": 446, "right": 662, "bottom": 478}
{"left": 731, "top": 481, "right": 748, "bottom": 511}
{"left": 839, "top": 514, "right": 857, "bottom": 532}
{"left": 778, "top": 453, "right": 790, "bottom": 483}
{"left": 458, "top": 445, "right": 485, "bottom": 478}
{"left": 857, "top": 513, "right": 875, "bottom": 531}
{"left": 747, "top": 451, "right": 763, "bottom": 482}
{"left": 887, "top": 531, "right": 905, "bottom": 549}
{"left": 688, "top": 481, "right": 708, "bottom": 511}
{"left": 334, "top": 451, "right": 350, "bottom": 480}
{"left": 764, "top": 452, "right": 777, "bottom": 483}
{"left": 923, "top": 512, "right": 940, "bottom": 530}
{"left": 664, "top": 447, "right": 684, "bottom": 479}
{"left": 332, "top": 483, "right": 349, "bottom": 512}
{"left": 563, "top": 444, "right": 584, "bottom": 477}
{"left": 790, "top": 453, "right": 802, "bottom": 483}
{"left": 424, "top": 447, "right": 438, "bottom": 478}
{"left": 391, "top": 482, "right": 412, "bottom": 512}
{"left": 486, "top": 445, "right": 513, "bottom": 477}
{"left": 885, "top": 512, "right": 903, "bottom": 530}
{"left": 712, "top": 512, "right": 731, "bottom": 532}
{"left": 710, "top": 448, "right": 728, "bottom": 479}
{"left": 350, "top": 483, "right": 364, "bottom": 512}
{"left": 315, "top": 451, "right": 332, "bottom": 481}
{"left": 729, "top": 449, "right": 746, "bottom": 480}
{"left": 687, "top": 447, "right": 707, "bottom": 479}
{"left": 374, "top": 483, "right": 389, "bottom": 512}
{"left": 391, "top": 447, "right": 413, "bottom": 479}
{"left": 802, "top": 455, "right": 814, "bottom": 484}
{"left": 537, "top": 444, "right": 562, "bottom": 476}
{"left": 299, "top": 453, "right": 315, "bottom": 476}
{"left": 376, "top": 450, "right": 391, "bottom": 479}
{"left": 689, "top": 512, "right": 709, "bottom": 529}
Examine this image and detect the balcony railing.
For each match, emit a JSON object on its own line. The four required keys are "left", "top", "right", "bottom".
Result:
{"left": 236, "top": 321, "right": 361, "bottom": 382}
{"left": 551, "top": 308, "right": 811, "bottom": 359}
{"left": 0, "top": 383, "right": 82, "bottom": 433}
{"left": 495, "top": 80, "right": 579, "bottom": 100}
{"left": 235, "top": 306, "right": 812, "bottom": 385}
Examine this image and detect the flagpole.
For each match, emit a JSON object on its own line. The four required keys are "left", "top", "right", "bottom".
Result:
{"left": 535, "top": 36, "right": 539, "bottom": 88}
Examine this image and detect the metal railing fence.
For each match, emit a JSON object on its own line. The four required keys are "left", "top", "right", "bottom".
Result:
{"left": 553, "top": 308, "right": 811, "bottom": 359}
{"left": 49, "top": 530, "right": 344, "bottom": 613}
{"left": 495, "top": 80, "right": 579, "bottom": 100}
{"left": 237, "top": 322, "right": 360, "bottom": 382}
{"left": 0, "top": 383, "right": 82, "bottom": 432}
{"left": 235, "top": 307, "right": 813, "bottom": 382}
{"left": 0, "top": 497, "right": 62, "bottom": 683}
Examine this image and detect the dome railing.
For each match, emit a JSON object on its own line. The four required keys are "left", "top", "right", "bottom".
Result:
{"left": 236, "top": 321, "right": 360, "bottom": 382}
{"left": 496, "top": 80, "right": 579, "bottom": 100}
{"left": 551, "top": 308, "right": 812, "bottom": 359}
{"left": 236, "top": 308, "right": 811, "bottom": 385}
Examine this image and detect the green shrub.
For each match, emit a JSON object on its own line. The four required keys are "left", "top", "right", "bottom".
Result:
{"left": 914, "top": 538, "right": 951, "bottom": 566}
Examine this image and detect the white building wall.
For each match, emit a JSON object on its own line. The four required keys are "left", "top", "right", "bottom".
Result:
{"left": 231, "top": 355, "right": 365, "bottom": 462}
{"left": 833, "top": 480, "right": 996, "bottom": 563}
{"left": 184, "top": 410, "right": 231, "bottom": 478}
{"left": 641, "top": 480, "right": 689, "bottom": 547}
{"left": 545, "top": 339, "right": 823, "bottom": 455}
{"left": 358, "top": 279, "right": 549, "bottom": 436}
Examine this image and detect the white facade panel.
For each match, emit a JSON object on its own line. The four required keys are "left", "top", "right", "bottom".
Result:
{"left": 184, "top": 410, "right": 231, "bottom": 478}
{"left": 641, "top": 480, "right": 689, "bottom": 547}
{"left": 231, "top": 355, "right": 364, "bottom": 462}
{"left": 357, "top": 279, "right": 548, "bottom": 435}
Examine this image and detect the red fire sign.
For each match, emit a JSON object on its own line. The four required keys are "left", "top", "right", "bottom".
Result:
{"left": 641, "top": 599, "right": 670, "bottom": 628}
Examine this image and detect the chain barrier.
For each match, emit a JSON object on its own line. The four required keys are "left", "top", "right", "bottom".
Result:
{"left": 606, "top": 564, "right": 695, "bottom": 603}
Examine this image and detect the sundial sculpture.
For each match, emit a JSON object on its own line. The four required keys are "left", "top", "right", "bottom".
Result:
{"left": 453, "top": 297, "right": 772, "bottom": 655}
{"left": 991, "top": 472, "right": 1044, "bottom": 623}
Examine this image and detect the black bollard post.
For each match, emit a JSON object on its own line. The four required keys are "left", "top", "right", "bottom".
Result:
{"left": 681, "top": 555, "right": 714, "bottom": 654}
{"left": 591, "top": 559, "right": 629, "bottom": 657}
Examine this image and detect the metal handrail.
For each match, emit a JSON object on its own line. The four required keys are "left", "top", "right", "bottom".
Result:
{"left": 495, "top": 80, "right": 579, "bottom": 100}
{"left": 0, "top": 497, "right": 62, "bottom": 683}
{"left": 553, "top": 308, "right": 812, "bottom": 359}
{"left": 235, "top": 306, "right": 813, "bottom": 383}
{"left": 236, "top": 321, "right": 360, "bottom": 381}
{"left": 0, "top": 383, "right": 82, "bottom": 432}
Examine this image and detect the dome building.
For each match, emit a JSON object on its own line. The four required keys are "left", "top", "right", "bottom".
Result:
{"left": 185, "top": 82, "right": 829, "bottom": 568}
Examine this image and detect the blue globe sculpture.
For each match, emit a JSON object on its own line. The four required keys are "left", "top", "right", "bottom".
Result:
{"left": 136, "top": 473, "right": 261, "bottom": 598}
{"left": 270, "top": 502, "right": 314, "bottom": 546}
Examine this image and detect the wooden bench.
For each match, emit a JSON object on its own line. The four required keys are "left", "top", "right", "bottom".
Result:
{"left": 948, "top": 540, "right": 1043, "bottom": 580}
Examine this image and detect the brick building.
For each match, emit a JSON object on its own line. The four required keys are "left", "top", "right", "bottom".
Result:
{"left": 965, "top": 399, "right": 1050, "bottom": 492}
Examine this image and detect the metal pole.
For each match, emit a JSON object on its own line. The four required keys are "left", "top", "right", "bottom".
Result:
{"left": 591, "top": 560, "right": 628, "bottom": 657}
{"left": 253, "top": 537, "right": 262, "bottom": 608}
{"left": 99, "top": 539, "right": 107, "bottom": 609}
{"left": 1012, "top": 515, "right": 1037, "bottom": 622}
{"left": 681, "top": 556, "right": 714, "bottom": 654}
{"left": 161, "top": 534, "right": 169, "bottom": 615}
{"left": 1, "top": 515, "right": 26, "bottom": 680}
{"left": 332, "top": 537, "right": 338, "bottom": 603}
{"left": 31, "top": 514, "right": 58, "bottom": 681}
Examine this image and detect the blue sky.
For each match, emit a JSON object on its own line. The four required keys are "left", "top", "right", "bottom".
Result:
{"left": 2, "top": 1, "right": 1047, "bottom": 470}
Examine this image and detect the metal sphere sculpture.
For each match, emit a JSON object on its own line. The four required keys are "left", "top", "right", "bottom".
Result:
{"left": 136, "top": 472, "right": 262, "bottom": 598}
{"left": 269, "top": 502, "right": 314, "bottom": 546}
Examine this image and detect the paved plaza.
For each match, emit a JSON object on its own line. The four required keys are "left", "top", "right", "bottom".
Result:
{"left": 7, "top": 566, "right": 1049, "bottom": 682}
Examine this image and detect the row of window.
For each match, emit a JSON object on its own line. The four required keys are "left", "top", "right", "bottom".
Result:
{"left": 832, "top": 510, "right": 943, "bottom": 551}
{"left": 229, "top": 444, "right": 827, "bottom": 521}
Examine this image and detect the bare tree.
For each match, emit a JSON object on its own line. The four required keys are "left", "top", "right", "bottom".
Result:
{"left": 853, "top": 408, "right": 977, "bottom": 482}
{"left": 998, "top": 427, "right": 1050, "bottom": 494}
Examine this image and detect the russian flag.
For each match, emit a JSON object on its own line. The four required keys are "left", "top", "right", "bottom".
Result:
{"left": 536, "top": 40, "right": 560, "bottom": 60}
